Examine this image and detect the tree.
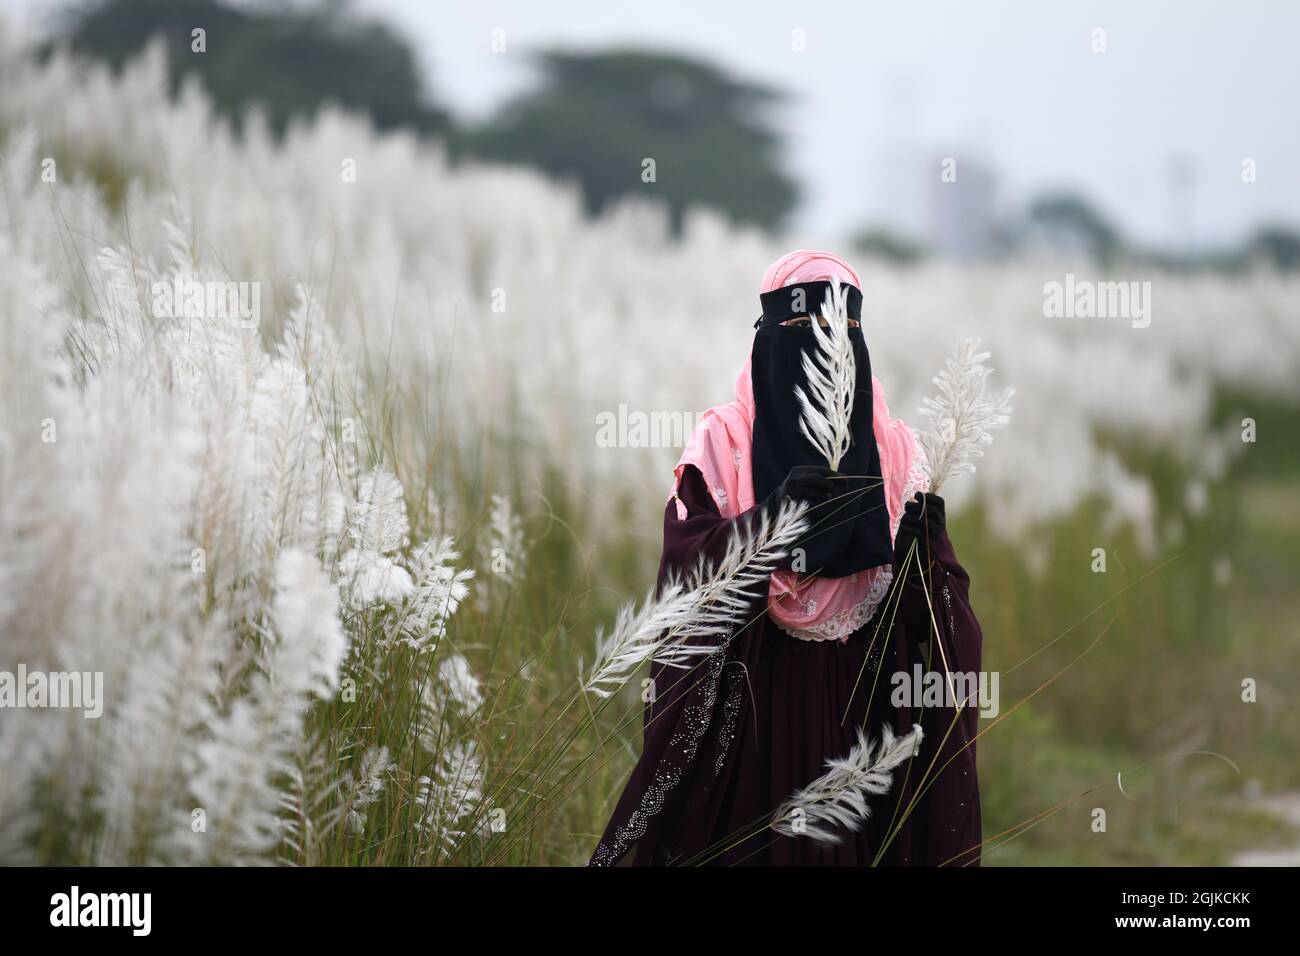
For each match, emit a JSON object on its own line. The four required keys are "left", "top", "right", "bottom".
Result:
{"left": 464, "top": 49, "right": 798, "bottom": 231}
{"left": 1025, "top": 193, "right": 1123, "bottom": 265}
{"left": 50, "top": 0, "right": 450, "bottom": 137}
{"left": 1246, "top": 225, "right": 1300, "bottom": 272}
{"left": 849, "top": 229, "right": 926, "bottom": 266}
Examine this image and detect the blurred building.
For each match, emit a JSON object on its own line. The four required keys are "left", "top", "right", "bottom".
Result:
{"left": 926, "top": 152, "right": 1000, "bottom": 260}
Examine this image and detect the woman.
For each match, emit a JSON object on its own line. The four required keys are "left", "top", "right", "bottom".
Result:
{"left": 589, "top": 251, "right": 983, "bottom": 867}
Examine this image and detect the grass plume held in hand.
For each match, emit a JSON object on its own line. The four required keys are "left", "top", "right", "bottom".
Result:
{"left": 772, "top": 723, "right": 923, "bottom": 843}
{"left": 918, "top": 338, "right": 1015, "bottom": 495}
{"left": 795, "top": 279, "right": 857, "bottom": 470}
{"left": 581, "top": 498, "right": 809, "bottom": 698}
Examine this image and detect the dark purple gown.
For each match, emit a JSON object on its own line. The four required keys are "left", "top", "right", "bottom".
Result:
{"left": 590, "top": 465, "right": 983, "bottom": 866}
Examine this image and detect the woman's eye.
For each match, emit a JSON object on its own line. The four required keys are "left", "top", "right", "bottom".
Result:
{"left": 779, "top": 318, "right": 861, "bottom": 328}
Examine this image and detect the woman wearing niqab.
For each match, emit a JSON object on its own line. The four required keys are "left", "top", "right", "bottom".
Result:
{"left": 590, "top": 251, "right": 983, "bottom": 867}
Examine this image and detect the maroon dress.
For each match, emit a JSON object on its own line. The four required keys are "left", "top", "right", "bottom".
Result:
{"left": 590, "top": 465, "right": 983, "bottom": 866}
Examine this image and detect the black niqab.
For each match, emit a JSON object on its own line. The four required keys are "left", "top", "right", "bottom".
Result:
{"left": 750, "top": 281, "right": 893, "bottom": 577}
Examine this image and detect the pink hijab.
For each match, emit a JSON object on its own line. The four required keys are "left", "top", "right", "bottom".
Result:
{"left": 672, "top": 251, "right": 927, "bottom": 642}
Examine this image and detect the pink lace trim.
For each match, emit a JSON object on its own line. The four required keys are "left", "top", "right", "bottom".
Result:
{"left": 774, "top": 566, "right": 895, "bottom": 642}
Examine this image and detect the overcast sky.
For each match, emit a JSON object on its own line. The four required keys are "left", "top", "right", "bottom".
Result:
{"left": 7, "top": 0, "right": 1299, "bottom": 247}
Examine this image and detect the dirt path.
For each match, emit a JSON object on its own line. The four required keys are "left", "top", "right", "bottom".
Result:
{"left": 1231, "top": 793, "right": 1300, "bottom": 866}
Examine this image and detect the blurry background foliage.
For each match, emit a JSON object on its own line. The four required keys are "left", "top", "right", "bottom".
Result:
{"left": 50, "top": 0, "right": 1300, "bottom": 266}
{"left": 51, "top": 0, "right": 453, "bottom": 137}
{"left": 52, "top": 0, "right": 798, "bottom": 232}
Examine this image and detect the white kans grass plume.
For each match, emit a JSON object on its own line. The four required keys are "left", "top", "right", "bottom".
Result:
{"left": 419, "top": 652, "right": 486, "bottom": 778}
{"left": 271, "top": 550, "right": 349, "bottom": 699}
{"left": 795, "top": 280, "right": 857, "bottom": 470}
{"left": 476, "top": 492, "right": 526, "bottom": 610}
{"left": 339, "top": 468, "right": 415, "bottom": 608}
{"left": 772, "top": 723, "right": 924, "bottom": 843}
{"left": 438, "top": 653, "right": 486, "bottom": 712}
{"left": 278, "top": 730, "right": 347, "bottom": 866}
{"left": 485, "top": 492, "right": 526, "bottom": 584}
{"left": 918, "top": 338, "right": 1015, "bottom": 495}
{"left": 415, "top": 741, "right": 488, "bottom": 859}
{"left": 342, "top": 745, "right": 396, "bottom": 836}
{"left": 179, "top": 550, "right": 348, "bottom": 864}
{"left": 581, "top": 499, "right": 809, "bottom": 698}
{"left": 392, "top": 537, "right": 476, "bottom": 653}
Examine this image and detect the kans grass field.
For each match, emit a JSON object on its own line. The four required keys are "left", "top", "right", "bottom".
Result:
{"left": 1, "top": 40, "right": 1298, "bottom": 866}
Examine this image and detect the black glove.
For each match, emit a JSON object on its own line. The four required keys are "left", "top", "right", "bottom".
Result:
{"left": 761, "top": 465, "right": 845, "bottom": 573}
{"left": 894, "top": 492, "right": 946, "bottom": 570}
{"left": 764, "top": 464, "right": 838, "bottom": 514}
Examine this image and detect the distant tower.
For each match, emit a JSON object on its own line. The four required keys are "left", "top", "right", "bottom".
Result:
{"left": 927, "top": 153, "right": 999, "bottom": 260}
{"left": 1166, "top": 155, "right": 1196, "bottom": 253}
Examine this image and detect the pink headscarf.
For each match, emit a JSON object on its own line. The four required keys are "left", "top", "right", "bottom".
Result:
{"left": 672, "top": 250, "right": 927, "bottom": 642}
